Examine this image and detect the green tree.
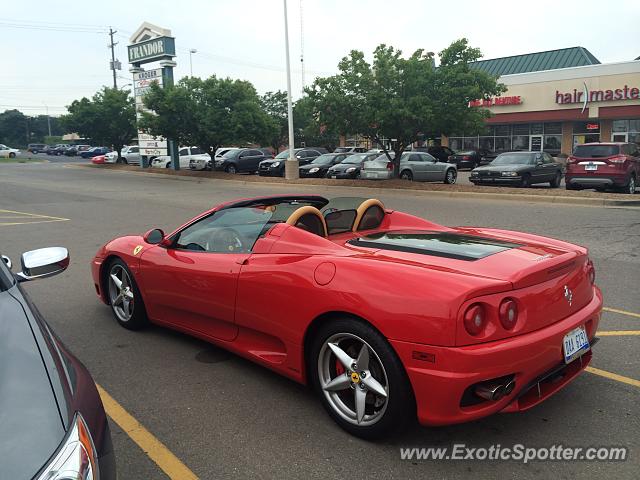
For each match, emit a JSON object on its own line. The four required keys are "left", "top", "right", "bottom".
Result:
{"left": 62, "top": 87, "right": 136, "bottom": 158}
{"left": 293, "top": 96, "right": 339, "bottom": 151}
{"left": 0, "top": 110, "right": 29, "bottom": 147}
{"left": 140, "top": 76, "right": 273, "bottom": 157}
{"left": 260, "top": 90, "right": 288, "bottom": 151}
{"left": 307, "top": 39, "right": 505, "bottom": 176}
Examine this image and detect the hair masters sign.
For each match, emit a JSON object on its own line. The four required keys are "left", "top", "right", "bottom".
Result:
{"left": 128, "top": 36, "right": 176, "bottom": 64}
{"left": 555, "top": 82, "right": 640, "bottom": 113}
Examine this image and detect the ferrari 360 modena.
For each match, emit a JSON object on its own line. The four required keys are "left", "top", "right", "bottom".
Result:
{"left": 91, "top": 195, "right": 601, "bottom": 438}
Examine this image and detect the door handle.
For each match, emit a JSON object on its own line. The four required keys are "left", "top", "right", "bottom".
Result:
{"left": 235, "top": 257, "right": 249, "bottom": 265}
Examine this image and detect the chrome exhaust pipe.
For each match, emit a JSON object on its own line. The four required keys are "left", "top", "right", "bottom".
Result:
{"left": 475, "top": 382, "right": 507, "bottom": 401}
{"left": 504, "top": 379, "right": 516, "bottom": 396}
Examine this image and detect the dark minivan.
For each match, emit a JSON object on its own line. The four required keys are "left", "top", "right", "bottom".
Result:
{"left": 0, "top": 248, "right": 116, "bottom": 479}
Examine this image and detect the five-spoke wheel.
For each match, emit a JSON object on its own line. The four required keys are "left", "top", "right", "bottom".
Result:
{"left": 106, "top": 259, "right": 147, "bottom": 329}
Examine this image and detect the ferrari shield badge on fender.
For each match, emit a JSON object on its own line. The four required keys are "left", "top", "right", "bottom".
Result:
{"left": 133, "top": 245, "right": 143, "bottom": 256}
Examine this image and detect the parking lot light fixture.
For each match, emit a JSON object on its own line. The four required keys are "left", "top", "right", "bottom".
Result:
{"left": 283, "top": 0, "right": 298, "bottom": 180}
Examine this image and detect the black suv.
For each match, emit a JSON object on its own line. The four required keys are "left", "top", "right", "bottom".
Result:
{"left": 258, "top": 148, "right": 328, "bottom": 177}
{"left": 27, "top": 143, "right": 47, "bottom": 154}
{"left": 214, "top": 148, "right": 272, "bottom": 174}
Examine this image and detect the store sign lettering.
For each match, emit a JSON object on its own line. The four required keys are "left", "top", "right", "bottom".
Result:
{"left": 469, "top": 96, "right": 522, "bottom": 107}
{"left": 556, "top": 82, "right": 640, "bottom": 113}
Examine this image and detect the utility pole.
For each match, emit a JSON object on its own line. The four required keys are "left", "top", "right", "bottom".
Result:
{"left": 109, "top": 27, "right": 118, "bottom": 89}
{"left": 45, "top": 105, "right": 51, "bottom": 137}
{"left": 283, "top": 0, "right": 298, "bottom": 180}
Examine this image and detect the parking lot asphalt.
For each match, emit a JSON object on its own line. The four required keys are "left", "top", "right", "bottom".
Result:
{"left": 1, "top": 162, "right": 638, "bottom": 479}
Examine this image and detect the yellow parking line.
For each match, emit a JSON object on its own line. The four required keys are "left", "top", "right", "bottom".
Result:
{"left": 0, "top": 220, "right": 70, "bottom": 226}
{"left": 0, "top": 208, "right": 69, "bottom": 221}
{"left": 603, "top": 307, "right": 640, "bottom": 319}
{"left": 597, "top": 330, "right": 640, "bottom": 336}
{"left": 96, "top": 384, "right": 199, "bottom": 480}
{"left": 586, "top": 367, "right": 640, "bottom": 389}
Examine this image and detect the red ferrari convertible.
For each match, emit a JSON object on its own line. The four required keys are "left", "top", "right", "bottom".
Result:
{"left": 91, "top": 195, "right": 601, "bottom": 438}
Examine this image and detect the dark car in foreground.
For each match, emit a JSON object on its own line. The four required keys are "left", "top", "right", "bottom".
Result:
{"left": 326, "top": 152, "right": 380, "bottom": 179}
{"left": 470, "top": 151, "right": 563, "bottom": 187}
{"left": 258, "top": 147, "right": 328, "bottom": 177}
{"left": 448, "top": 148, "right": 494, "bottom": 169}
{"left": 565, "top": 142, "right": 638, "bottom": 194}
{"left": 299, "top": 152, "right": 351, "bottom": 177}
{"left": 0, "top": 247, "right": 115, "bottom": 479}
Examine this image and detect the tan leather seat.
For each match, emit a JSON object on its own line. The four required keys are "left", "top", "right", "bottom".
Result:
{"left": 353, "top": 199, "right": 385, "bottom": 232}
{"left": 286, "top": 206, "right": 328, "bottom": 237}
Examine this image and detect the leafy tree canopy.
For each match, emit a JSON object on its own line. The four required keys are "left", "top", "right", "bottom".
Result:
{"left": 306, "top": 38, "right": 505, "bottom": 175}
{"left": 140, "top": 76, "right": 274, "bottom": 157}
{"left": 62, "top": 88, "right": 136, "bottom": 156}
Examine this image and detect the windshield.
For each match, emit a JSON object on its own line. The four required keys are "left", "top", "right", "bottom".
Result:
{"left": 491, "top": 154, "right": 534, "bottom": 165}
{"left": 342, "top": 153, "right": 368, "bottom": 164}
{"left": 275, "top": 150, "right": 294, "bottom": 159}
{"left": 573, "top": 145, "right": 619, "bottom": 158}
{"left": 311, "top": 154, "right": 336, "bottom": 165}
{"left": 333, "top": 147, "right": 349, "bottom": 153}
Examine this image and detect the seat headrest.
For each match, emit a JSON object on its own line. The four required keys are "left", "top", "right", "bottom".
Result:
{"left": 286, "top": 206, "right": 328, "bottom": 237}
{"left": 353, "top": 198, "right": 385, "bottom": 232}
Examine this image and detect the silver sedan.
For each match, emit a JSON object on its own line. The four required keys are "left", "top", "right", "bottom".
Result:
{"left": 361, "top": 151, "right": 457, "bottom": 183}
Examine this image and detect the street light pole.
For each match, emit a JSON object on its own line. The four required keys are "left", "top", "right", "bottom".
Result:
{"left": 45, "top": 104, "right": 51, "bottom": 137}
{"left": 283, "top": 0, "right": 298, "bottom": 180}
{"left": 189, "top": 48, "right": 197, "bottom": 77}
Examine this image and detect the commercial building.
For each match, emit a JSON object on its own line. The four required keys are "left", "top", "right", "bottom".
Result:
{"left": 444, "top": 47, "right": 640, "bottom": 155}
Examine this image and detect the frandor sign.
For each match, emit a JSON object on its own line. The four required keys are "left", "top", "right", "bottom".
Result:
{"left": 556, "top": 82, "right": 640, "bottom": 112}
{"left": 128, "top": 36, "right": 176, "bottom": 63}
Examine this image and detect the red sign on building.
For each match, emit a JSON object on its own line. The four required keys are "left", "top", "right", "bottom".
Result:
{"left": 469, "top": 96, "right": 522, "bottom": 107}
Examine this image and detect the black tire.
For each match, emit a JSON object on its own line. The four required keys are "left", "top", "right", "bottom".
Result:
{"left": 308, "top": 317, "right": 415, "bottom": 440}
{"left": 520, "top": 173, "right": 531, "bottom": 188}
{"left": 165, "top": 162, "right": 171, "bottom": 168}
{"left": 550, "top": 171, "right": 562, "bottom": 188}
{"left": 620, "top": 175, "right": 636, "bottom": 195}
{"left": 9, "top": 152, "right": 16, "bottom": 158}
{"left": 105, "top": 258, "right": 148, "bottom": 330}
{"left": 444, "top": 168, "right": 457, "bottom": 184}
{"left": 225, "top": 164, "right": 237, "bottom": 174}
{"left": 400, "top": 170, "right": 413, "bottom": 181}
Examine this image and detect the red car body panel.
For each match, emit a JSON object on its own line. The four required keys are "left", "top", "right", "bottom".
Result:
{"left": 91, "top": 195, "right": 602, "bottom": 426}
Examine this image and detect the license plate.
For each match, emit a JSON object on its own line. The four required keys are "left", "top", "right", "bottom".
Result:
{"left": 331, "top": 175, "right": 337, "bottom": 179}
{"left": 563, "top": 325, "right": 590, "bottom": 364}
{"left": 585, "top": 164, "right": 598, "bottom": 171}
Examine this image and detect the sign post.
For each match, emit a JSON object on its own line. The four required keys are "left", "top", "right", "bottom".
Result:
{"left": 127, "top": 23, "right": 177, "bottom": 169}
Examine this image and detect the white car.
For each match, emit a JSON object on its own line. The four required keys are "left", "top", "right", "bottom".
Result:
{"left": 190, "top": 147, "right": 238, "bottom": 171}
{"left": 105, "top": 145, "right": 141, "bottom": 165}
{"left": 0, "top": 144, "right": 21, "bottom": 158}
{"left": 151, "top": 146, "right": 210, "bottom": 169}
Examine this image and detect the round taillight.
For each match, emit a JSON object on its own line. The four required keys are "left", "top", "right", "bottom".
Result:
{"left": 499, "top": 298, "right": 518, "bottom": 330}
{"left": 587, "top": 260, "right": 596, "bottom": 285}
{"left": 464, "top": 304, "right": 486, "bottom": 336}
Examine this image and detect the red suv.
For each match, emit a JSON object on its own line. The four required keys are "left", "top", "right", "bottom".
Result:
{"left": 565, "top": 142, "right": 639, "bottom": 194}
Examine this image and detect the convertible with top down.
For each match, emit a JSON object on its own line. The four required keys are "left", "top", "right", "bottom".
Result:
{"left": 91, "top": 195, "right": 601, "bottom": 439}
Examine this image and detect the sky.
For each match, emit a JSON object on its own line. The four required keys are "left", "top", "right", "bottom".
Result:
{"left": 2, "top": 0, "right": 639, "bottom": 116}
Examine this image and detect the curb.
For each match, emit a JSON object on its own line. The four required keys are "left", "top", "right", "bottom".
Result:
{"left": 70, "top": 164, "right": 640, "bottom": 208}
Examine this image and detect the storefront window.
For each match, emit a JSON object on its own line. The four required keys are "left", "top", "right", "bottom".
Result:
{"left": 544, "top": 122, "right": 562, "bottom": 134}
{"left": 449, "top": 138, "right": 463, "bottom": 151}
{"left": 513, "top": 124, "right": 530, "bottom": 135}
{"left": 612, "top": 120, "right": 627, "bottom": 132}
{"left": 530, "top": 123, "right": 544, "bottom": 135}
{"left": 544, "top": 135, "right": 562, "bottom": 154}
{"left": 463, "top": 137, "right": 479, "bottom": 149}
{"left": 494, "top": 125, "right": 510, "bottom": 136}
{"left": 479, "top": 137, "right": 494, "bottom": 151}
{"left": 494, "top": 137, "right": 511, "bottom": 152}
{"left": 512, "top": 135, "right": 529, "bottom": 151}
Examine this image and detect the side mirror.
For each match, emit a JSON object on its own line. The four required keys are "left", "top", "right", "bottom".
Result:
{"left": 16, "top": 247, "right": 69, "bottom": 282}
{"left": 536, "top": 161, "right": 544, "bottom": 167}
{"left": 143, "top": 228, "right": 165, "bottom": 245}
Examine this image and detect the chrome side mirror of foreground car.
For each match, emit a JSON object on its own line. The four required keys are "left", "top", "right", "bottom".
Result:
{"left": 16, "top": 247, "right": 70, "bottom": 282}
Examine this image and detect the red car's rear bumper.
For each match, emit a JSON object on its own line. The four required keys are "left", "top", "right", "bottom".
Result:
{"left": 391, "top": 287, "right": 602, "bottom": 426}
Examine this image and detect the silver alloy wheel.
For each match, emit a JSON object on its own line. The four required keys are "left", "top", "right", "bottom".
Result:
{"left": 227, "top": 164, "right": 237, "bottom": 174}
{"left": 629, "top": 176, "right": 636, "bottom": 194}
{"left": 446, "top": 169, "right": 457, "bottom": 184}
{"left": 108, "top": 264, "right": 135, "bottom": 322}
{"left": 318, "top": 333, "right": 389, "bottom": 426}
